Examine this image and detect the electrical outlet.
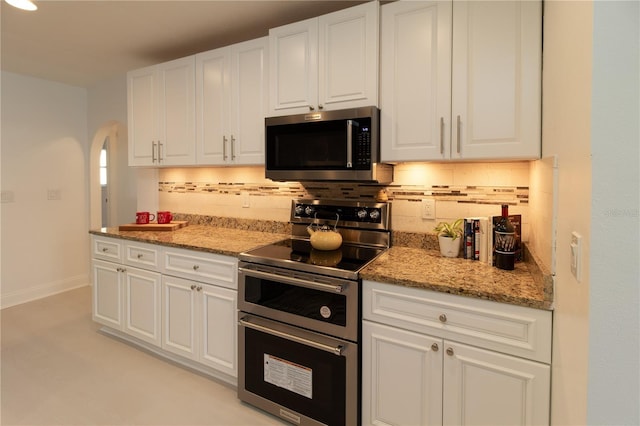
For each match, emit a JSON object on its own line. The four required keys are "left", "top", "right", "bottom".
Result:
{"left": 47, "top": 189, "right": 61, "bottom": 201}
{"left": 421, "top": 199, "right": 436, "bottom": 219}
{"left": 1, "top": 190, "right": 15, "bottom": 203}
{"left": 570, "top": 231, "right": 582, "bottom": 282}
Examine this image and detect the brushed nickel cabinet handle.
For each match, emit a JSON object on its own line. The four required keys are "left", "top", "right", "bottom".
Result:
{"left": 102, "top": 247, "right": 108, "bottom": 252}
{"left": 193, "top": 265, "right": 199, "bottom": 271}
{"left": 223, "top": 136, "right": 228, "bottom": 161}
{"left": 152, "top": 141, "right": 157, "bottom": 163}
{"left": 158, "top": 141, "right": 163, "bottom": 162}
{"left": 230, "top": 135, "right": 236, "bottom": 160}
{"left": 440, "top": 117, "right": 444, "bottom": 154}
{"left": 137, "top": 254, "right": 143, "bottom": 259}
{"left": 309, "top": 105, "right": 315, "bottom": 111}
{"left": 446, "top": 347, "right": 454, "bottom": 356}
{"left": 456, "top": 115, "right": 461, "bottom": 154}
{"left": 439, "top": 314, "right": 447, "bottom": 323}
{"left": 431, "top": 343, "right": 439, "bottom": 352}
{"left": 190, "top": 284, "right": 196, "bottom": 290}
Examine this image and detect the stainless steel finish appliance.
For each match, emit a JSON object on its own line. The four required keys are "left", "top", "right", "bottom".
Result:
{"left": 238, "top": 199, "right": 391, "bottom": 426}
{"left": 265, "top": 106, "right": 393, "bottom": 183}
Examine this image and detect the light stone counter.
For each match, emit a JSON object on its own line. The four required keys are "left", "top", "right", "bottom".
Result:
{"left": 89, "top": 224, "right": 288, "bottom": 257}
{"left": 360, "top": 246, "right": 553, "bottom": 310}
{"left": 90, "top": 215, "right": 553, "bottom": 310}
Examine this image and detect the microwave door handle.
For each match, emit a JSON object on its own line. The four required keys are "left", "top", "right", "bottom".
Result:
{"left": 346, "top": 120, "right": 353, "bottom": 168}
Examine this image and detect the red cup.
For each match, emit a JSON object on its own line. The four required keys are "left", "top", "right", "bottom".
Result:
{"left": 136, "top": 211, "right": 155, "bottom": 224}
{"left": 157, "top": 211, "right": 173, "bottom": 224}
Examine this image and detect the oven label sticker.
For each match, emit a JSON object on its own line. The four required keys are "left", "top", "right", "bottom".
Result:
{"left": 264, "top": 354, "right": 312, "bottom": 399}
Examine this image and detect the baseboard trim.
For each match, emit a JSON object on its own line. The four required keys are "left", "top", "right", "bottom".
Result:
{"left": 98, "top": 326, "right": 237, "bottom": 388}
{"left": 0, "top": 275, "right": 90, "bottom": 309}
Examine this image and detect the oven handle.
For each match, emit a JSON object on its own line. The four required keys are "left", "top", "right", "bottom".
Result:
{"left": 239, "top": 317, "right": 344, "bottom": 356}
{"left": 238, "top": 267, "right": 344, "bottom": 294}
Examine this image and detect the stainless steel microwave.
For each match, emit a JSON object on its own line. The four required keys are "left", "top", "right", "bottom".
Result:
{"left": 265, "top": 106, "right": 393, "bottom": 183}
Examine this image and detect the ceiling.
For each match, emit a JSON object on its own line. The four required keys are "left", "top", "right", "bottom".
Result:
{"left": 1, "top": 0, "right": 365, "bottom": 88}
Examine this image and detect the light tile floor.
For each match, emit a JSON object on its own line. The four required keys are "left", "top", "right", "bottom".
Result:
{"left": 1, "top": 286, "right": 286, "bottom": 425}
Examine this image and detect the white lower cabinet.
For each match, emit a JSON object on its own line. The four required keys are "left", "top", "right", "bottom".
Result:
{"left": 161, "top": 275, "right": 237, "bottom": 378}
{"left": 92, "top": 258, "right": 124, "bottom": 330}
{"left": 362, "top": 280, "right": 551, "bottom": 426}
{"left": 123, "top": 267, "right": 162, "bottom": 346}
{"left": 91, "top": 235, "right": 238, "bottom": 384}
{"left": 92, "top": 239, "right": 163, "bottom": 348}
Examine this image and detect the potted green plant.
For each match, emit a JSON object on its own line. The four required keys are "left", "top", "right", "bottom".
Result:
{"left": 434, "top": 219, "right": 464, "bottom": 258}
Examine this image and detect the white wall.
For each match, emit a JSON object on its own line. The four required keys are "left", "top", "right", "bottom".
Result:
{"left": 87, "top": 75, "right": 138, "bottom": 227}
{"left": 0, "top": 72, "right": 89, "bottom": 308}
{"left": 588, "top": 1, "right": 639, "bottom": 423}
{"left": 543, "top": 3, "right": 593, "bottom": 424}
{"left": 544, "top": 2, "right": 640, "bottom": 424}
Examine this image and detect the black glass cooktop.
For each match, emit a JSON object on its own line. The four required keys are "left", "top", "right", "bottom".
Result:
{"left": 239, "top": 238, "right": 385, "bottom": 279}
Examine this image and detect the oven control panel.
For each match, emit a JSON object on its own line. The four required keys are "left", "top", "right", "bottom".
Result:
{"left": 291, "top": 199, "right": 390, "bottom": 230}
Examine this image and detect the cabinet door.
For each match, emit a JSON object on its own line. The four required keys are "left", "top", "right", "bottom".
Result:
{"left": 443, "top": 341, "right": 550, "bottom": 426}
{"left": 123, "top": 267, "right": 162, "bottom": 347}
{"left": 127, "top": 65, "right": 157, "bottom": 166}
{"left": 451, "top": 1, "right": 541, "bottom": 160}
{"left": 92, "top": 259, "right": 123, "bottom": 329}
{"left": 269, "top": 17, "right": 318, "bottom": 116}
{"left": 318, "top": 1, "right": 378, "bottom": 110}
{"left": 162, "top": 275, "right": 197, "bottom": 360}
{"left": 362, "top": 321, "right": 443, "bottom": 426}
{"left": 229, "top": 37, "right": 268, "bottom": 165}
{"left": 380, "top": 0, "right": 452, "bottom": 162}
{"left": 199, "top": 284, "right": 238, "bottom": 377}
{"left": 196, "top": 46, "right": 231, "bottom": 165}
{"left": 157, "top": 56, "right": 196, "bottom": 165}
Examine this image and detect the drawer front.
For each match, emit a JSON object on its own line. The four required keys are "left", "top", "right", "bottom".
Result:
{"left": 124, "top": 241, "right": 161, "bottom": 270}
{"left": 363, "top": 280, "right": 552, "bottom": 363}
{"left": 163, "top": 248, "right": 237, "bottom": 289}
{"left": 92, "top": 236, "right": 123, "bottom": 262}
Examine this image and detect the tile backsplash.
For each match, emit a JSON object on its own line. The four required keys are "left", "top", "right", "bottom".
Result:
{"left": 158, "top": 162, "right": 531, "bottom": 239}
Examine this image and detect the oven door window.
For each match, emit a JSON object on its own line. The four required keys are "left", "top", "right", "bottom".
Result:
{"left": 244, "top": 274, "right": 347, "bottom": 327}
{"left": 244, "top": 327, "right": 346, "bottom": 426}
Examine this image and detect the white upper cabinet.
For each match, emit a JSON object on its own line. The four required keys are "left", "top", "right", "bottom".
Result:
{"left": 380, "top": 1, "right": 452, "bottom": 162}
{"left": 128, "top": 56, "right": 196, "bottom": 166}
{"left": 196, "top": 37, "right": 268, "bottom": 165}
{"left": 381, "top": 0, "right": 541, "bottom": 162}
{"left": 269, "top": 1, "right": 378, "bottom": 116}
{"left": 451, "top": 0, "right": 541, "bottom": 160}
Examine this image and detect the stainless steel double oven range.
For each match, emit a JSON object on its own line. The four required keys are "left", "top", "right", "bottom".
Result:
{"left": 238, "top": 199, "right": 391, "bottom": 426}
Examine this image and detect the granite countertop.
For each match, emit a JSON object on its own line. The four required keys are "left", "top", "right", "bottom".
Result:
{"left": 90, "top": 218, "right": 553, "bottom": 311}
{"left": 89, "top": 225, "right": 289, "bottom": 257}
{"left": 360, "top": 246, "right": 553, "bottom": 310}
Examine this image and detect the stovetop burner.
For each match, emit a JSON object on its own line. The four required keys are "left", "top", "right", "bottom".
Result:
{"left": 241, "top": 238, "right": 384, "bottom": 273}
{"left": 239, "top": 199, "right": 391, "bottom": 280}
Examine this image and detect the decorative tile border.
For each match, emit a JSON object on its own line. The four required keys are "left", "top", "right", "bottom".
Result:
{"left": 159, "top": 181, "right": 528, "bottom": 206}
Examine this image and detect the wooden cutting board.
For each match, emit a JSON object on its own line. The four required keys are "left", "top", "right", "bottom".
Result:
{"left": 118, "top": 221, "right": 188, "bottom": 231}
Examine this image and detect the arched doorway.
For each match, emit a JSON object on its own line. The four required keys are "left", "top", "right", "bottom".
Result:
{"left": 89, "top": 122, "right": 135, "bottom": 229}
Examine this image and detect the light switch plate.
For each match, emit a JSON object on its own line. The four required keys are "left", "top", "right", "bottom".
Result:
{"left": 570, "top": 231, "right": 582, "bottom": 282}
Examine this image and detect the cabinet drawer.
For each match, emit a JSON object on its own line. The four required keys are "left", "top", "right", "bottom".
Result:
{"left": 363, "top": 280, "right": 552, "bottom": 363}
{"left": 163, "top": 248, "right": 237, "bottom": 289}
{"left": 92, "top": 236, "right": 123, "bottom": 262}
{"left": 124, "top": 241, "right": 161, "bottom": 270}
